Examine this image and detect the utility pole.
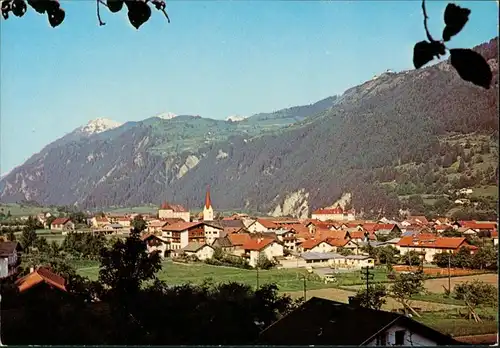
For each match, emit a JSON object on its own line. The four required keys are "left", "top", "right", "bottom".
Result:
{"left": 0, "top": 293, "right": 3, "bottom": 346}
{"left": 303, "top": 275, "right": 307, "bottom": 301}
{"left": 256, "top": 265, "right": 260, "bottom": 289}
{"left": 360, "top": 266, "right": 374, "bottom": 303}
{"left": 447, "top": 252, "right": 451, "bottom": 297}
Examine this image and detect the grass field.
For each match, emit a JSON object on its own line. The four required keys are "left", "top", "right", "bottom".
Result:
{"left": 417, "top": 308, "right": 498, "bottom": 337}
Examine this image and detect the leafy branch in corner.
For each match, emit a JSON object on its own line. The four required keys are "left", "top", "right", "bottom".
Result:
{"left": 413, "top": 0, "right": 492, "bottom": 89}
{"left": 1, "top": 0, "right": 170, "bottom": 29}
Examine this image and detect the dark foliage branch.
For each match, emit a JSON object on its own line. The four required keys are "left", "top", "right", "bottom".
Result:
{"left": 1, "top": 0, "right": 170, "bottom": 29}
{"left": 414, "top": 0, "right": 492, "bottom": 89}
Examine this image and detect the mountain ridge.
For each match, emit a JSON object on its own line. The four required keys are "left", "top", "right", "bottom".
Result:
{"left": 1, "top": 37, "right": 498, "bottom": 218}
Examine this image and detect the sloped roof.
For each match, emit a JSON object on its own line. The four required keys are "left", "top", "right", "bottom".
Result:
{"left": 213, "top": 236, "right": 233, "bottom": 248}
{"left": 183, "top": 242, "right": 212, "bottom": 253}
{"left": 162, "top": 222, "right": 203, "bottom": 232}
{"left": 315, "top": 229, "right": 349, "bottom": 240}
{"left": 205, "top": 185, "right": 212, "bottom": 209}
{"left": 16, "top": 267, "right": 67, "bottom": 293}
{"left": 257, "top": 297, "right": 459, "bottom": 346}
{"left": 227, "top": 233, "right": 252, "bottom": 246}
{"left": 256, "top": 219, "right": 279, "bottom": 229}
{"left": 398, "top": 235, "right": 468, "bottom": 249}
{"left": 51, "top": 217, "right": 71, "bottom": 225}
{"left": 219, "top": 219, "right": 245, "bottom": 228}
{"left": 242, "top": 238, "right": 275, "bottom": 251}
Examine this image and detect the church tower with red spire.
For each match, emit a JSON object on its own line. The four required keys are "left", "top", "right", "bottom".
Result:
{"left": 203, "top": 185, "right": 214, "bottom": 221}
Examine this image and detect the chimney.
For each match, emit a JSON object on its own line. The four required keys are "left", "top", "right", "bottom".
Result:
{"left": 258, "top": 238, "right": 263, "bottom": 243}
{"left": 30, "top": 267, "right": 35, "bottom": 273}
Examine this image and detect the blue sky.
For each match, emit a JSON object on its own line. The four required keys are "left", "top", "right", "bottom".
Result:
{"left": 0, "top": 0, "right": 498, "bottom": 175}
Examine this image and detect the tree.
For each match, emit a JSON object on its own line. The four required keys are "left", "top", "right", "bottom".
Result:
{"left": 46, "top": 215, "right": 56, "bottom": 229}
{"left": 351, "top": 284, "right": 387, "bottom": 310}
{"left": 441, "top": 228, "right": 462, "bottom": 237}
{"left": 131, "top": 215, "right": 147, "bottom": 233}
{"left": 454, "top": 280, "right": 497, "bottom": 322}
{"left": 338, "top": 247, "right": 353, "bottom": 256}
{"left": 20, "top": 217, "right": 39, "bottom": 252}
{"left": 1, "top": 0, "right": 171, "bottom": 29}
{"left": 378, "top": 245, "right": 400, "bottom": 266}
{"left": 400, "top": 250, "right": 422, "bottom": 266}
{"left": 471, "top": 244, "right": 497, "bottom": 270}
{"left": 256, "top": 253, "right": 275, "bottom": 270}
{"left": 389, "top": 271, "right": 425, "bottom": 317}
{"left": 98, "top": 227, "right": 162, "bottom": 298}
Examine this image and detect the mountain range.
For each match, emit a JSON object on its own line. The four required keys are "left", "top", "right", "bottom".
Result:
{"left": 1, "top": 38, "right": 498, "bottom": 218}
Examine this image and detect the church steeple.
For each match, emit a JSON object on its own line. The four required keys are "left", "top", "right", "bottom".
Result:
{"left": 205, "top": 185, "right": 212, "bottom": 209}
{"left": 203, "top": 185, "right": 214, "bottom": 221}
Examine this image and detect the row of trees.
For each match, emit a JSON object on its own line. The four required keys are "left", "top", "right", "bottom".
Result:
{"left": 361, "top": 243, "right": 498, "bottom": 271}
{"left": 352, "top": 271, "right": 497, "bottom": 322}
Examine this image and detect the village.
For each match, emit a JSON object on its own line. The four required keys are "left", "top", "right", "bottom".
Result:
{"left": 0, "top": 187, "right": 498, "bottom": 345}
{"left": 3, "top": 187, "right": 497, "bottom": 274}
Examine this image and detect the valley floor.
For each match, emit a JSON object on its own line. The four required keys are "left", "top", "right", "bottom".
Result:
{"left": 74, "top": 260, "right": 498, "bottom": 338}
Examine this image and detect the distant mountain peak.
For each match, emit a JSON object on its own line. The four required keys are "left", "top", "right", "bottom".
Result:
{"left": 226, "top": 115, "right": 246, "bottom": 122}
{"left": 77, "top": 118, "right": 123, "bottom": 136}
{"left": 156, "top": 112, "right": 178, "bottom": 120}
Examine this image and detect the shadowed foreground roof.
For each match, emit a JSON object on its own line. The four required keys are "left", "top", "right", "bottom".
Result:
{"left": 16, "top": 267, "right": 67, "bottom": 293}
{"left": 257, "top": 297, "right": 460, "bottom": 346}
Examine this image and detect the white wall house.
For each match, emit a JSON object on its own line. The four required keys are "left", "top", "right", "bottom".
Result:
{"left": 183, "top": 242, "right": 215, "bottom": 261}
{"left": 244, "top": 239, "right": 284, "bottom": 267}
{"left": 365, "top": 324, "right": 439, "bottom": 346}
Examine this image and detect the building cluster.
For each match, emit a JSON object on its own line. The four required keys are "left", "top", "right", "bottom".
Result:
{"left": 70, "top": 188, "right": 496, "bottom": 269}
{"left": 2, "top": 188, "right": 497, "bottom": 273}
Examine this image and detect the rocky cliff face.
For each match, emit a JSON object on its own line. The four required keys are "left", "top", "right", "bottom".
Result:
{"left": 1, "top": 38, "right": 498, "bottom": 215}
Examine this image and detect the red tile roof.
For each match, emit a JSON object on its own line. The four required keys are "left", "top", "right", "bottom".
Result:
{"left": 160, "top": 201, "right": 188, "bottom": 212}
{"left": 16, "top": 267, "right": 67, "bottom": 293}
{"left": 161, "top": 222, "right": 203, "bottom": 232}
{"left": 397, "top": 235, "right": 468, "bottom": 249}
{"left": 460, "top": 221, "right": 497, "bottom": 231}
{"left": 315, "top": 229, "right": 349, "bottom": 240}
{"left": 408, "top": 216, "right": 429, "bottom": 225}
{"left": 312, "top": 206, "right": 344, "bottom": 215}
{"left": 325, "top": 237, "right": 350, "bottom": 247}
{"left": 284, "top": 224, "right": 311, "bottom": 239}
{"left": 491, "top": 229, "right": 498, "bottom": 238}
{"left": 51, "top": 218, "right": 71, "bottom": 225}
{"left": 242, "top": 238, "right": 275, "bottom": 251}
{"left": 349, "top": 230, "right": 376, "bottom": 240}
{"left": 227, "top": 233, "right": 252, "bottom": 246}
{"left": 300, "top": 239, "right": 324, "bottom": 250}
{"left": 256, "top": 219, "right": 279, "bottom": 229}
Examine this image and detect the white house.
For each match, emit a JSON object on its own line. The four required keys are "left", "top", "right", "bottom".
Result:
{"left": 203, "top": 222, "right": 225, "bottom": 245}
{"left": 397, "top": 235, "right": 477, "bottom": 263}
{"left": 311, "top": 206, "right": 356, "bottom": 222}
{"left": 242, "top": 238, "right": 284, "bottom": 267}
{"left": 142, "top": 234, "right": 170, "bottom": 258}
{"left": 182, "top": 242, "right": 214, "bottom": 261}
{"left": 0, "top": 241, "right": 21, "bottom": 279}
{"left": 158, "top": 201, "right": 190, "bottom": 222}
{"left": 51, "top": 218, "right": 75, "bottom": 231}
{"left": 246, "top": 219, "right": 279, "bottom": 233}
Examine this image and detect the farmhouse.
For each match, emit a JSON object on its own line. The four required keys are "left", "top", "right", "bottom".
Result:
{"left": 300, "top": 252, "right": 374, "bottom": 269}
{"left": 212, "top": 235, "right": 237, "bottom": 253}
{"left": 158, "top": 201, "right": 190, "bottom": 222}
{"left": 246, "top": 219, "right": 279, "bottom": 233}
{"left": 311, "top": 205, "right": 356, "bottom": 221}
{"left": 274, "top": 229, "right": 298, "bottom": 252}
{"left": 142, "top": 233, "right": 170, "bottom": 257}
{"left": 257, "top": 297, "right": 460, "bottom": 346}
{"left": 51, "top": 218, "right": 75, "bottom": 231}
{"left": 161, "top": 221, "right": 206, "bottom": 250}
{"left": 0, "top": 241, "right": 22, "bottom": 279}
{"left": 242, "top": 238, "right": 283, "bottom": 267}
{"left": 181, "top": 242, "right": 214, "bottom": 261}
{"left": 397, "top": 235, "right": 477, "bottom": 263}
